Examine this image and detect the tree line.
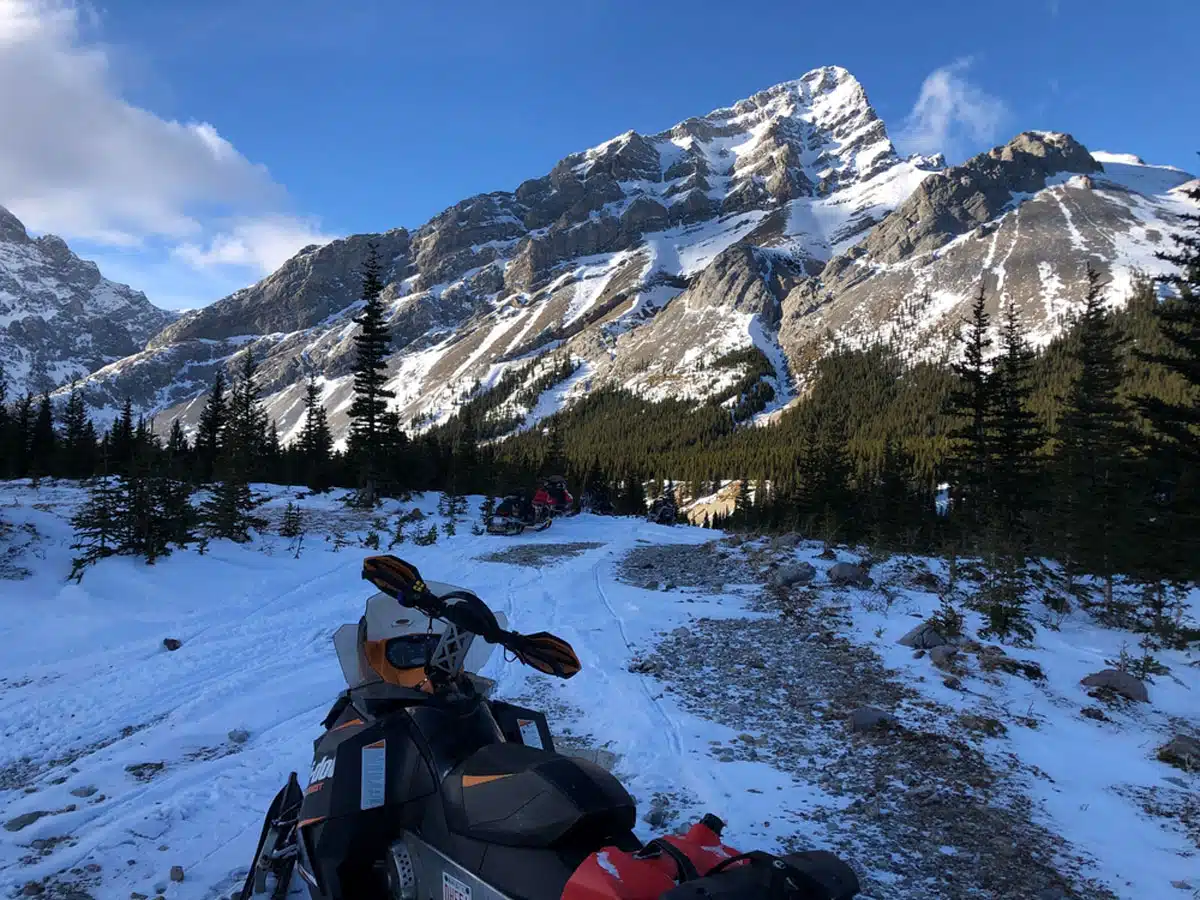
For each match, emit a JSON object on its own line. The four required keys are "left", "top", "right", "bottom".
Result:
{"left": 0, "top": 191, "right": 1196, "bottom": 639}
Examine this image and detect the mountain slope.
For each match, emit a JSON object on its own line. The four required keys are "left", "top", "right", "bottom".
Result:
{"left": 0, "top": 206, "right": 176, "bottom": 397}
{"left": 51, "top": 68, "right": 1198, "bottom": 440}
{"left": 778, "top": 132, "right": 1199, "bottom": 369}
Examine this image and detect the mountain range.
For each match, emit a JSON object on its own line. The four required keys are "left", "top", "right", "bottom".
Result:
{"left": 0, "top": 65, "right": 1195, "bottom": 443}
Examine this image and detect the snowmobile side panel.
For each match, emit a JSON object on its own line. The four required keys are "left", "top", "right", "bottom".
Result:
{"left": 488, "top": 701, "right": 555, "bottom": 752}
{"left": 399, "top": 831, "right": 582, "bottom": 900}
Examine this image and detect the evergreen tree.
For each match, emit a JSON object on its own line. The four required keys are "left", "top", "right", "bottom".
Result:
{"left": 201, "top": 349, "right": 267, "bottom": 541}
{"left": 8, "top": 393, "right": 33, "bottom": 478}
{"left": 990, "top": 300, "right": 1045, "bottom": 546}
{"left": 61, "top": 386, "right": 97, "bottom": 478}
{"left": 108, "top": 398, "right": 136, "bottom": 474}
{"left": 195, "top": 370, "right": 227, "bottom": 483}
{"left": 165, "top": 419, "right": 190, "bottom": 478}
{"left": 0, "top": 364, "right": 9, "bottom": 478}
{"left": 69, "top": 473, "right": 122, "bottom": 580}
{"left": 298, "top": 373, "right": 334, "bottom": 491}
{"left": 346, "top": 243, "right": 395, "bottom": 504}
{"left": 1052, "top": 265, "right": 1133, "bottom": 606}
{"left": 1129, "top": 183, "right": 1200, "bottom": 587}
{"left": 29, "top": 393, "right": 57, "bottom": 479}
{"left": 944, "top": 284, "right": 996, "bottom": 541}
{"left": 1136, "top": 181, "right": 1200, "bottom": 459}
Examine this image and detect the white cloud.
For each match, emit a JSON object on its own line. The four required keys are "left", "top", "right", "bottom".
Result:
{"left": 0, "top": 0, "right": 334, "bottom": 280}
{"left": 174, "top": 215, "right": 337, "bottom": 275}
{"left": 896, "top": 58, "right": 1008, "bottom": 163}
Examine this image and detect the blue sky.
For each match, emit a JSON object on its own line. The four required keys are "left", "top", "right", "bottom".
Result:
{"left": 1, "top": 0, "right": 1196, "bottom": 310}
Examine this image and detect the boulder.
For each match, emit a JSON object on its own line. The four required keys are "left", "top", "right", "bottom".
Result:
{"left": 897, "top": 619, "right": 952, "bottom": 650}
{"left": 1080, "top": 669, "right": 1149, "bottom": 703}
{"left": 847, "top": 707, "right": 898, "bottom": 733}
{"left": 169, "top": 866, "right": 185, "bottom": 883}
{"left": 827, "top": 562, "right": 870, "bottom": 586}
{"left": 1157, "top": 734, "right": 1200, "bottom": 770}
{"left": 771, "top": 532, "right": 803, "bottom": 551}
{"left": 162, "top": 638, "right": 182, "bottom": 651}
{"left": 771, "top": 562, "right": 816, "bottom": 588}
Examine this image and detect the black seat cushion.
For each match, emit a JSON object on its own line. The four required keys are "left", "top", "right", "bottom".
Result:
{"left": 441, "top": 743, "right": 635, "bottom": 849}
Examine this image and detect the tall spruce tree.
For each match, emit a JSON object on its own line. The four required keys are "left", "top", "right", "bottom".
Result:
{"left": 29, "top": 393, "right": 57, "bottom": 479}
{"left": 108, "top": 398, "right": 136, "bottom": 474}
{"left": 69, "top": 471, "right": 122, "bottom": 580}
{"left": 61, "top": 386, "right": 97, "bottom": 478}
{"left": 944, "top": 284, "right": 996, "bottom": 542}
{"left": 990, "top": 300, "right": 1045, "bottom": 547}
{"left": 347, "top": 243, "right": 395, "bottom": 504}
{"left": 0, "top": 363, "right": 9, "bottom": 477}
{"left": 201, "top": 348, "right": 267, "bottom": 541}
{"left": 298, "top": 373, "right": 334, "bottom": 491}
{"left": 1052, "top": 265, "right": 1133, "bottom": 607}
{"left": 194, "top": 370, "right": 227, "bottom": 483}
{"left": 9, "top": 393, "right": 33, "bottom": 478}
{"left": 1136, "top": 181, "right": 1200, "bottom": 459}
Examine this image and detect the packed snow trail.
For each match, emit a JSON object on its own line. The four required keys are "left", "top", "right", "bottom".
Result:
{"left": 3, "top": 483, "right": 1197, "bottom": 900}
{"left": 0, "top": 486, "right": 795, "bottom": 900}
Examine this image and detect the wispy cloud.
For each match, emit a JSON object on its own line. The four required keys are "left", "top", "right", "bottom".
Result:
{"left": 895, "top": 58, "right": 1008, "bottom": 163}
{"left": 0, "top": 0, "right": 334, "bottom": 296}
{"left": 174, "top": 215, "right": 336, "bottom": 275}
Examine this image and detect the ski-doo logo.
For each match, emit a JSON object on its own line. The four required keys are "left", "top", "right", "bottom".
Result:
{"left": 309, "top": 757, "right": 336, "bottom": 784}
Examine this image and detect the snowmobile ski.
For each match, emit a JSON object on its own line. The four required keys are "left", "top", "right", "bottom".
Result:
{"left": 238, "top": 772, "right": 302, "bottom": 900}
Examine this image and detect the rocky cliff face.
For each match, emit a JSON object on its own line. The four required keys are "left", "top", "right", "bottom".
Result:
{"left": 778, "top": 134, "right": 1197, "bottom": 370}
{"left": 0, "top": 206, "right": 176, "bottom": 397}
{"left": 37, "top": 67, "right": 1198, "bottom": 441}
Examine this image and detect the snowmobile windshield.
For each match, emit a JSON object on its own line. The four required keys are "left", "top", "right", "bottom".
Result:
{"left": 384, "top": 633, "right": 441, "bottom": 669}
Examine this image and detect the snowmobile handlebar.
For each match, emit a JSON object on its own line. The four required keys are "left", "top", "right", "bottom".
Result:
{"left": 361, "top": 555, "right": 582, "bottom": 679}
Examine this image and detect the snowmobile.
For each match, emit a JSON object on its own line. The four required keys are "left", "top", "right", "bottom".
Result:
{"left": 646, "top": 495, "right": 678, "bottom": 526}
{"left": 486, "top": 493, "right": 553, "bottom": 536}
{"left": 239, "top": 554, "right": 861, "bottom": 900}
{"left": 533, "top": 475, "right": 577, "bottom": 518}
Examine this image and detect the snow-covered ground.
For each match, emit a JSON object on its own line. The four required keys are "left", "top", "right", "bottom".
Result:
{"left": 0, "top": 481, "right": 1196, "bottom": 900}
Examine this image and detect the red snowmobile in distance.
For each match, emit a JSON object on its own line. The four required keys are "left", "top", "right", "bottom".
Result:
{"left": 237, "top": 555, "right": 861, "bottom": 900}
{"left": 487, "top": 493, "right": 553, "bottom": 536}
{"left": 533, "top": 475, "right": 577, "bottom": 517}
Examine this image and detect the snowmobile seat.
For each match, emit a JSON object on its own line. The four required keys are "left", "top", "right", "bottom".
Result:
{"left": 440, "top": 742, "right": 635, "bottom": 850}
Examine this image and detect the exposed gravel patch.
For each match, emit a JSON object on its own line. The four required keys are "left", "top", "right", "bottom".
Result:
{"left": 616, "top": 540, "right": 758, "bottom": 589}
{"left": 477, "top": 542, "right": 605, "bottom": 568}
{"left": 620, "top": 541, "right": 1120, "bottom": 900}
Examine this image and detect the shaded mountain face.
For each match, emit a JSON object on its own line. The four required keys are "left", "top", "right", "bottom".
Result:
{"left": 0, "top": 206, "right": 176, "bottom": 397}
{"left": 43, "top": 66, "right": 1197, "bottom": 442}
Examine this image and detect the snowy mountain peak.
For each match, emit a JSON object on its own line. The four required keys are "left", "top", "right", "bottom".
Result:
{"left": 0, "top": 205, "right": 176, "bottom": 395}
{"left": 0, "top": 204, "right": 30, "bottom": 244}
{"left": 46, "top": 70, "right": 1197, "bottom": 447}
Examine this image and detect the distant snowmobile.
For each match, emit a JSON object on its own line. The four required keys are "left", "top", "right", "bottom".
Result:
{"left": 486, "top": 493, "right": 552, "bottom": 536}
{"left": 533, "top": 475, "right": 577, "bottom": 518}
{"left": 238, "top": 554, "right": 861, "bottom": 900}
{"left": 647, "top": 495, "right": 678, "bottom": 526}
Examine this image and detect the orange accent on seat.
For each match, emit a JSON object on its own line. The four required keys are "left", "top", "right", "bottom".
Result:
{"left": 331, "top": 718, "right": 364, "bottom": 731}
{"left": 305, "top": 782, "right": 323, "bottom": 794}
{"left": 462, "top": 773, "right": 513, "bottom": 788}
{"left": 298, "top": 816, "right": 326, "bottom": 828}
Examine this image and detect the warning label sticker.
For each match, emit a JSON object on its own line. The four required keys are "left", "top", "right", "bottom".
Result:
{"left": 443, "top": 870, "right": 472, "bottom": 900}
